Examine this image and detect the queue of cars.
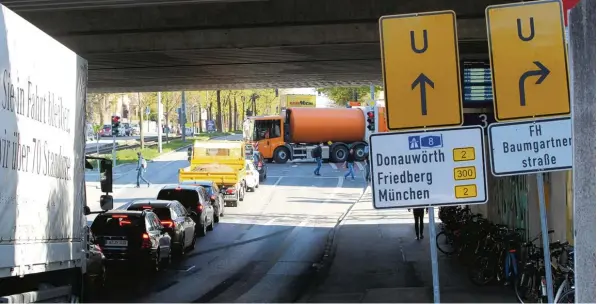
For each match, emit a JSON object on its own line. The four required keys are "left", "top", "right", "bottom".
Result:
{"left": 87, "top": 140, "right": 270, "bottom": 282}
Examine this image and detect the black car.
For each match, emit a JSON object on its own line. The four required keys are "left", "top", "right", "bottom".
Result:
{"left": 90, "top": 210, "right": 172, "bottom": 272}
{"left": 180, "top": 180, "right": 225, "bottom": 223}
{"left": 126, "top": 200, "right": 197, "bottom": 257}
{"left": 251, "top": 151, "right": 267, "bottom": 181}
{"left": 156, "top": 185, "right": 215, "bottom": 237}
{"left": 84, "top": 228, "right": 105, "bottom": 299}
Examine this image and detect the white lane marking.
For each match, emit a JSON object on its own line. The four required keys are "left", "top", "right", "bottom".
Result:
{"left": 329, "top": 162, "right": 338, "bottom": 170}
{"left": 250, "top": 176, "right": 284, "bottom": 214}
{"left": 356, "top": 161, "right": 364, "bottom": 171}
{"left": 273, "top": 176, "right": 283, "bottom": 186}
{"left": 321, "top": 177, "right": 344, "bottom": 205}
{"left": 183, "top": 265, "right": 196, "bottom": 272}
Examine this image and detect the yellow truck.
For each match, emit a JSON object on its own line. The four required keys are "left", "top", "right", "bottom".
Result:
{"left": 179, "top": 140, "right": 247, "bottom": 207}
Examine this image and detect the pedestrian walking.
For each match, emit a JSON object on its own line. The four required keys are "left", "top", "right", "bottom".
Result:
{"left": 136, "top": 152, "right": 150, "bottom": 188}
{"left": 343, "top": 148, "right": 356, "bottom": 180}
{"left": 312, "top": 142, "right": 323, "bottom": 176}
{"left": 408, "top": 207, "right": 428, "bottom": 240}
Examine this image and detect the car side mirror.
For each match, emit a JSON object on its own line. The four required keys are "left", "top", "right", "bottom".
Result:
{"left": 100, "top": 195, "right": 113, "bottom": 211}
{"left": 99, "top": 159, "right": 113, "bottom": 193}
{"left": 83, "top": 206, "right": 91, "bottom": 215}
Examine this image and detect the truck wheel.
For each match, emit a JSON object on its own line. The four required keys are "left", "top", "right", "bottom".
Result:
{"left": 331, "top": 145, "right": 348, "bottom": 163}
{"left": 273, "top": 147, "right": 290, "bottom": 164}
{"left": 353, "top": 144, "right": 367, "bottom": 161}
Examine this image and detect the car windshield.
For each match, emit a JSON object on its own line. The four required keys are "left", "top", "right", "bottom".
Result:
{"left": 91, "top": 214, "right": 145, "bottom": 236}
{"left": 202, "top": 185, "right": 213, "bottom": 195}
{"left": 128, "top": 206, "right": 171, "bottom": 220}
{"left": 157, "top": 189, "right": 199, "bottom": 211}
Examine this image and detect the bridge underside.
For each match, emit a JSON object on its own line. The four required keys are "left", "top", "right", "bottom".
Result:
{"left": 2, "top": 0, "right": 517, "bottom": 92}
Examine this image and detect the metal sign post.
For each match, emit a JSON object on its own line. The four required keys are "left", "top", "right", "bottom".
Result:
{"left": 379, "top": 10, "right": 468, "bottom": 304}
{"left": 96, "top": 134, "right": 101, "bottom": 181}
{"left": 111, "top": 134, "right": 116, "bottom": 168}
{"left": 536, "top": 173, "right": 554, "bottom": 303}
{"left": 428, "top": 207, "right": 440, "bottom": 302}
{"left": 181, "top": 91, "right": 187, "bottom": 142}
{"left": 157, "top": 92, "right": 163, "bottom": 153}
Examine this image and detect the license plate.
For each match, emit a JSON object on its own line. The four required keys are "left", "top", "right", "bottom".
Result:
{"left": 224, "top": 195, "right": 236, "bottom": 200}
{"left": 105, "top": 240, "right": 128, "bottom": 246}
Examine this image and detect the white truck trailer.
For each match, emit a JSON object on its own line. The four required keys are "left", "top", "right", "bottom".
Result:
{"left": 0, "top": 4, "right": 113, "bottom": 302}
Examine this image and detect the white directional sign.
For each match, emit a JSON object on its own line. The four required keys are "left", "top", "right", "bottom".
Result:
{"left": 370, "top": 126, "right": 488, "bottom": 209}
{"left": 488, "top": 117, "right": 572, "bottom": 176}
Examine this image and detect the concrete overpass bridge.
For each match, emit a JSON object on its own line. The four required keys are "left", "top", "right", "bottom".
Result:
{"left": 2, "top": 0, "right": 519, "bottom": 92}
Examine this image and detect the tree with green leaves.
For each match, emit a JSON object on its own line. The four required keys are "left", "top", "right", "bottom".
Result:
{"left": 160, "top": 91, "right": 182, "bottom": 131}
{"left": 186, "top": 91, "right": 204, "bottom": 132}
{"left": 316, "top": 86, "right": 382, "bottom": 106}
{"left": 86, "top": 93, "right": 118, "bottom": 125}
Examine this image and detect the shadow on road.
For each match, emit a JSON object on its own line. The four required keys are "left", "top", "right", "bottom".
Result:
{"left": 89, "top": 220, "right": 331, "bottom": 303}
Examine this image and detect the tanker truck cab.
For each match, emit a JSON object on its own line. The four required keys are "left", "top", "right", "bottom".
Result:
{"left": 244, "top": 116, "right": 290, "bottom": 163}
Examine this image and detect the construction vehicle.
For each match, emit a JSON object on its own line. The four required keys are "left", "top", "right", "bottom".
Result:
{"left": 243, "top": 106, "right": 388, "bottom": 163}
{"left": 180, "top": 141, "right": 247, "bottom": 207}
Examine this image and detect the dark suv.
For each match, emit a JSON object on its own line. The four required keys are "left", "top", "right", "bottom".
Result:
{"left": 157, "top": 185, "right": 215, "bottom": 237}
{"left": 126, "top": 200, "right": 197, "bottom": 257}
{"left": 90, "top": 210, "right": 172, "bottom": 272}
{"left": 180, "top": 180, "right": 225, "bottom": 223}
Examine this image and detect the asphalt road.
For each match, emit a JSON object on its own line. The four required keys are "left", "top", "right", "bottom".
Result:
{"left": 85, "top": 135, "right": 369, "bottom": 302}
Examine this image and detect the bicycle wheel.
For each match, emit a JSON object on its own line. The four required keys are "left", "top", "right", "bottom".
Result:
{"left": 514, "top": 271, "right": 538, "bottom": 304}
{"left": 556, "top": 288, "right": 575, "bottom": 303}
{"left": 436, "top": 231, "right": 456, "bottom": 255}
{"left": 468, "top": 255, "right": 496, "bottom": 286}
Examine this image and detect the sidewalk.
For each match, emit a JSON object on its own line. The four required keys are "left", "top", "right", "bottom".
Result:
{"left": 304, "top": 187, "right": 516, "bottom": 303}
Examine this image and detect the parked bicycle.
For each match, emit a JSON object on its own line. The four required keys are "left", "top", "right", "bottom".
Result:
{"left": 436, "top": 206, "right": 575, "bottom": 303}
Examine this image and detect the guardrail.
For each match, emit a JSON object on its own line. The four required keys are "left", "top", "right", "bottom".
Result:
{"left": 85, "top": 136, "right": 182, "bottom": 155}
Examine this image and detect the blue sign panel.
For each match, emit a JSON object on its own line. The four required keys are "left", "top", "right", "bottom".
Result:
{"left": 408, "top": 135, "right": 443, "bottom": 150}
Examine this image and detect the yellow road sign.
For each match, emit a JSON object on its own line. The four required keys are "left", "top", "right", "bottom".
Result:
{"left": 486, "top": 0, "right": 571, "bottom": 121}
{"left": 379, "top": 11, "right": 463, "bottom": 130}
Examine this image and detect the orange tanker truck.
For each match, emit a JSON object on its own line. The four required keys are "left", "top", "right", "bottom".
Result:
{"left": 243, "top": 107, "right": 388, "bottom": 164}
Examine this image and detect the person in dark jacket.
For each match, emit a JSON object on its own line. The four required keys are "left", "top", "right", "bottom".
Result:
{"left": 313, "top": 143, "right": 323, "bottom": 176}
{"left": 408, "top": 207, "right": 428, "bottom": 240}
{"left": 343, "top": 148, "right": 356, "bottom": 180}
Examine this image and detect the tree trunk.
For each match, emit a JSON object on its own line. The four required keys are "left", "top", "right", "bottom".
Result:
{"left": 216, "top": 90, "right": 223, "bottom": 132}
{"left": 208, "top": 102, "right": 213, "bottom": 121}
{"left": 228, "top": 96, "right": 233, "bottom": 132}
{"left": 165, "top": 114, "right": 169, "bottom": 134}
{"left": 252, "top": 96, "right": 257, "bottom": 116}
{"left": 98, "top": 98, "right": 105, "bottom": 125}
{"left": 233, "top": 96, "right": 238, "bottom": 131}
{"left": 242, "top": 99, "right": 246, "bottom": 119}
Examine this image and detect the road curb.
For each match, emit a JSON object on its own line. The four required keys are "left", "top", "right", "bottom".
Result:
{"left": 294, "top": 186, "right": 371, "bottom": 303}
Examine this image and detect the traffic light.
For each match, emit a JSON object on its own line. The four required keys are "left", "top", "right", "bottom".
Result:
{"left": 111, "top": 115, "right": 121, "bottom": 136}
{"left": 366, "top": 111, "right": 375, "bottom": 131}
